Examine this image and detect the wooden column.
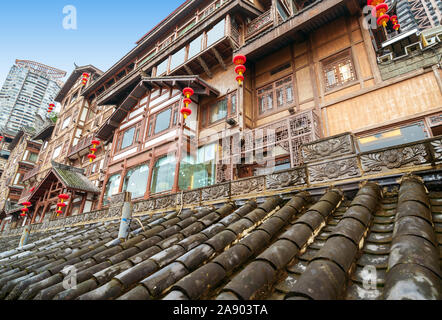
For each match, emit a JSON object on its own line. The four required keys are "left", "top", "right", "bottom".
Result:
{"left": 79, "top": 193, "right": 87, "bottom": 215}
{"left": 65, "top": 191, "right": 75, "bottom": 217}
{"left": 30, "top": 200, "right": 41, "bottom": 224}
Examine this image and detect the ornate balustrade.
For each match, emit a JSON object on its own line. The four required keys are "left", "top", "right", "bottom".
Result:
{"left": 245, "top": 9, "right": 273, "bottom": 40}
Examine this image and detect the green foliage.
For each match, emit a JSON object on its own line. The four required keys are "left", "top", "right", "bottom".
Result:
{"left": 48, "top": 112, "right": 58, "bottom": 123}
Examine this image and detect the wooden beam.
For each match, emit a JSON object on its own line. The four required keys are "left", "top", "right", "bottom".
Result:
{"left": 212, "top": 48, "right": 227, "bottom": 70}
{"left": 345, "top": 0, "right": 361, "bottom": 15}
{"left": 184, "top": 65, "right": 194, "bottom": 76}
{"left": 197, "top": 57, "right": 213, "bottom": 78}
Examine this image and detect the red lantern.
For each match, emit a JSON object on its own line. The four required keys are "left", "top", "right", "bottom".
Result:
{"left": 181, "top": 88, "right": 194, "bottom": 120}
{"left": 56, "top": 210, "right": 63, "bottom": 215}
{"left": 0, "top": 136, "right": 3, "bottom": 142}
{"left": 233, "top": 55, "right": 247, "bottom": 86}
{"left": 59, "top": 194, "right": 70, "bottom": 200}
{"left": 393, "top": 23, "right": 400, "bottom": 30}
{"left": 21, "top": 201, "right": 32, "bottom": 207}
{"left": 89, "top": 139, "right": 100, "bottom": 163}
{"left": 57, "top": 202, "right": 67, "bottom": 208}
{"left": 377, "top": 14, "right": 390, "bottom": 27}
{"left": 372, "top": 3, "right": 388, "bottom": 17}
{"left": 82, "top": 73, "right": 90, "bottom": 86}
{"left": 48, "top": 103, "right": 55, "bottom": 113}
{"left": 30, "top": 187, "right": 35, "bottom": 192}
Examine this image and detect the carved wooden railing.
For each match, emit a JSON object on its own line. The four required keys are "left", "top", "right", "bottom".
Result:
{"left": 67, "top": 136, "right": 93, "bottom": 158}
{"left": 3, "top": 134, "right": 442, "bottom": 238}
{"left": 245, "top": 9, "right": 273, "bottom": 40}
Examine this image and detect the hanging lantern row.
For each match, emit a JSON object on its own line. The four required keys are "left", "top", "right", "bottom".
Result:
{"left": 233, "top": 55, "right": 247, "bottom": 86}
{"left": 390, "top": 15, "right": 400, "bottom": 30}
{"left": 181, "top": 87, "right": 194, "bottom": 120}
{"left": 20, "top": 201, "right": 31, "bottom": 217}
{"left": 48, "top": 103, "right": 55, "bottom": 113}
{"left": 88, "top": 139, "right": 101, "bottom": 163}
{"left": 0, "top": 136, "right": 3, "bottom": 143}
{"left": 82, "top": 73, "right": 90, "bottom": 86}
{"left": 367, "top": 0, "right": 400, "bottom": 31}
{"left": 56, "top": 194, "right": 70, "bottom": 216}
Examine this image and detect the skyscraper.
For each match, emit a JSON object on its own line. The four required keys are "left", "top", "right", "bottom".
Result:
{"left": 0, "top": 60, "right": 66, "bottom": 133}
{"left": 396, "top": 0, "right": 442, "bottom": 31}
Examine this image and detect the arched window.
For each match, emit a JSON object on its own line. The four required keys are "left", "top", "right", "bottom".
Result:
{"left": 103, "top": 173, "right": 121, "bottom": 205}
{"left": 151, "top": 155, "right": 176, "bottom": 194}
{"left": 123, "top": 164, "right": 149, "bottom": 199}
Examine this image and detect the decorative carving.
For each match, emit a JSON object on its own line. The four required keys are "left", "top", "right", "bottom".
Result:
{"left": 266, "top": 168, "right": 307, "bottom": 190}
{"left": 308, "top": 157, "right": 360, "bottom": 182}
{"left": 231, "top": 177, "right": 265, "bottom": 196}
{"left": 430, "top": 139, "right": 442, "bottom": 162}
{"left": 201, "top": 183, "right": 230, "bottom": 201}
{"left": 177, "top": 190, "right": 201, "bottom": 206}
{"left": 134, "top": 200, "right": 155, "bottom": 213}
{"left": 302, "top": 134, "right": 354, "bottom": 163}
{"left": 361, "top": 144, "right": 429, "bottom": 173}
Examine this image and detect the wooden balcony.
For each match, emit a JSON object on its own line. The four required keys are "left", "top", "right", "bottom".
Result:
{"left": 22, "top": 164, "right": 40, "bottom": 182}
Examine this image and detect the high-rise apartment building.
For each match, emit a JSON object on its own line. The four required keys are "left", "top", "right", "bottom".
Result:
{"left": 0, "top": 60, "right": 66, "bottom": 132}
{"left": 396, "top": 0, "right": 442, "bottom": 30}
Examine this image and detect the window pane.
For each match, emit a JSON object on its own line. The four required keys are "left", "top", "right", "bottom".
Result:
{"left": 123, "top": 164, "right": 149, "bottom": 199}
{"left": 188, "top": 34, "right": 203, "bottom": 60}
{"left": 170, "top": 47, "right": 186, "bottom": 71}
{"left": 357, "top": 122, "right": 430, "bottom": 152}
{"left": 156, "top": 59, "right": 168, "bottom": 76}
{"left": 326, "top": 69, "right": 337, "bottom": 87}
{"left": 179, "top": 155, "right": 195, "bottom": 190}
{"left": 206, "top": 19, "right": 225, "bottom": 47}
{"left": 121, "top": 127, "right": 135, "bottom": 150}
{"left": 103, "top": 174, "right": 121, "bottom": 205}
{"left": 276, "top": 88, "right": 284, "bottom": 107}
{"left": 286, "top": 85, "right": 293, "bottom": 104}
{"left": 151, "top": 156, "right": 176, "bottom": 193}
{"left": 154, "top": 108, "right": 172, "bottom": 134}
{"left": 52, "top": 146, "right": 62, "bottom": 159}
{"left": 231, "top": 94, "right": 237, "bottom": 115}
{"left": 28, "top": 153, "right": 38, "bottom": 163}
{"left": 210, "top": 98, "right": 228, "bottom": 123}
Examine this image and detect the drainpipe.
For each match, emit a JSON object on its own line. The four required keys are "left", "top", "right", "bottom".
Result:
{"left": 18, "top": 225, "right": 31, "bottom": 248}
{"left": 117, "top": 192, "right": 133, "bottom": 242}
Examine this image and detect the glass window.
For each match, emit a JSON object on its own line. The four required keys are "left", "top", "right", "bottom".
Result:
{"left": 210, "top": 98, "right": 228, "bottom": 124}
{"left": 156, "top": 59, "right": 168, "bottom": 76}
{"left": 179, "top": 143, "right": 217, "bottom": 190}
{"left": 28, "top": 153, "right": 38, "bottom": 163}
{"left": 257, "top": 76, "right": 294, "bottom": 115}
{"left": 357, "top": 122, "right": 430, "bottom": 152}
{"left": 52, "top": 146, "right": 62, "bottom": 159}
{"left": 188, "top": 34, "right": 203, "bottom": 60}
{"left": 155, "top": 108, "right": 172, "bottom": 134}
{"left": 151, "top": 155, "right": 176, "bottom": 194}
{"left": 206, "top": 19, "right": 225, "bottom": 47}
{"left": 62, "top": 116, "right": 71, "bottom": 129}
{"left": 120, "top": 127, "right": 136, "bottom": 150}
{"left": 258, "top": 85, "right": 274, "bottom": 114}
{"left": 103, "top": 174, "right": 121, "bottom": 205}
{"left": 231, "top": 93, "right": 237, "bottom": 115}
{"left": 123, "top": 164, "right": 149, "bottom": 199}
{"left": 170, "top": 47, "right": 186, "bottom": 71}
{"left": 322, "top": 51, "right": 356, "bottom": 91}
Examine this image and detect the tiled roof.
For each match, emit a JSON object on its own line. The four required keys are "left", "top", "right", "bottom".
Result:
{"left": 0, "top": 175, "right": 440, "bottom": 300}
{"left": 52, "top": 162, "right": 100, "bottom": 194}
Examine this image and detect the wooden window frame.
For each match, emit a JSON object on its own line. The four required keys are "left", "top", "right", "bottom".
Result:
{"left": 146, "top": 102, "right": 180, "bottom": 139}
{"left": 116, "top": 122, "right": 142, "bottom": 153}
{"left": 256, "top": 75, "right": 295, "bottom": 118}
{"left": 200, "top": 91, "right": 237, "bottom": 129}
{"left": 321, "top": 49, "right": 357, "bottom": 92}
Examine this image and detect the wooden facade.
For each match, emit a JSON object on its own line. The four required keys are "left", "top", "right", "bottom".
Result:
{"left": 1, "top": 0, "right": 441, "bottom": 228}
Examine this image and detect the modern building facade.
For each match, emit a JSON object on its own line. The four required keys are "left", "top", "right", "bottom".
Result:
{"left": 0, "top": 60, "right": 66, "bottom": 132}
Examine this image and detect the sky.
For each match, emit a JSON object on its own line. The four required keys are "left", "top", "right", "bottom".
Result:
{"left": 0, "top": 0, "right": 185, "bottom": 85}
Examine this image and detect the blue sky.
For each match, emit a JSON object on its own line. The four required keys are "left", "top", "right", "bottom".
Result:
{"left": 0, "top": 0, "right": 184, "bottom": 85}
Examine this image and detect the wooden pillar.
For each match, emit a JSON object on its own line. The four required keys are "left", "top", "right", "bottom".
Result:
{"left": 145, "top": 158, "right": 154, "bottom": 199}
{"left": 65, "top": 191, "right": 75, "bottom": 217}
{"left": 79, "top": 193, "right": 87, "bottom": 215}
{"left": 30, "top": 200, "right": 41, "bottom": 224}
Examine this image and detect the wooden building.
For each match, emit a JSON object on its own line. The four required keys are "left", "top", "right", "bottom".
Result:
{"left": 78, "top": 0, "right": 441, "bottom": 209}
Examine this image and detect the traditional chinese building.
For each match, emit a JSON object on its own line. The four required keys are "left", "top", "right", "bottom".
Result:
{"left": 0, "top": 0, "right": 441, "bottom": 301}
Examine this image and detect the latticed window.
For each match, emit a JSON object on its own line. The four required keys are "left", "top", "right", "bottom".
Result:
{"left": 322, "top": 50, "right": 356, "bottom": 91}
{"left": 257, "top": 75, "right": 294, "bottom": 116}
